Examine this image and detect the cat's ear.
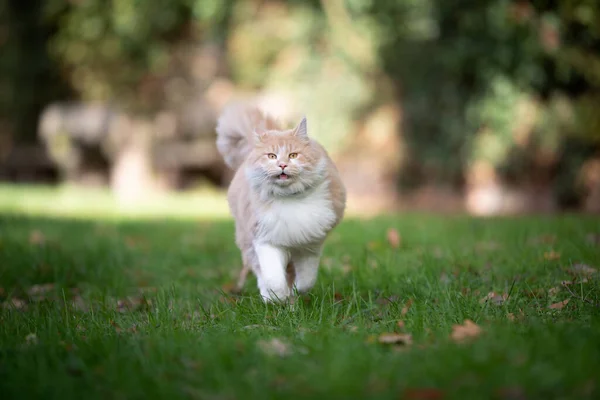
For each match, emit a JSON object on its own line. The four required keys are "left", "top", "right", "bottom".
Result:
{"left": 253, "top": 126, "right": 267, "bottom": 144}
{"left": 292, "top": 116, "right": 309, "bottom": 140}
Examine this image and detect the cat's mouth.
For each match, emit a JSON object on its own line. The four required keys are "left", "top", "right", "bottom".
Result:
{"left": 278, "top": 173, "right": 289, "bottom": 180}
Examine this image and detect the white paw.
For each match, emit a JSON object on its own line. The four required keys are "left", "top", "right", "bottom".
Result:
{"left": 260, "top": 282, "right": 291, "bottom": 303}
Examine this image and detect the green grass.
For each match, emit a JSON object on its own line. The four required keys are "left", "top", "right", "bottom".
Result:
{"left": 1, "top": 187, "right": 600, "bottom": 399}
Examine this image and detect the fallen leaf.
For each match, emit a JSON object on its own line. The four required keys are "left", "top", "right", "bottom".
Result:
{"left": 2, "top": 298, "right": 27, "bottom": 310}
{"left": 29, "top": 230, "right": 46, "bottom": 245}
{"left": 528, "top": 234, "right": 556, "bottom": 245}
{"left": 378, "top": 333, "right": 413, "bottom": 346}
{"left": 116, "top": 296, "right": 152, "bottom": 312}
{"left": 220, "top": 282, "right": 237, "bottom": 293}
{"left": 387, "top": 228, "right": 401, "bottom": 248}
{"left": 110, "top": 320, "right": 122, "bottom": 333}
{"left": 257, "top": 338, "right": 292, "bottom": 357}
{"left": 568, "top": 263, "right": 597, "bottom": 277}
{"left": 439, "top": 272, "right": 451, "bottom": 284}
{"left": 26, "top": 283, "right": 56, "bottom": 301}
{"left": 479, "top": 292, "right": 508, "bottom": 306}
{"left": 495, "top": 386, "right": 527, "bottom": 400}
{"left": 549, "top": 299, "right": 569, "bottom": 310}
{"left": 524, "top": 288, "right": 546, "bottom": 298}
{"left": 585, "top": 233, "right": 600, "bottom": 246}
{"left": 548, "top": 287, "right": 560, "bottom": 296}
{"left": 397, "top": 320, "right": 405, "bottom": 330}
{"left": 71, "top": 295, "right": 90, "bottom": 312}
{"left": 543, "top": 251, "right": 561, "bottom": 261}
{"left": 401, "top": 298, "right": 414, "bottom": 316}
{"left": 475, "top": 240, "right": 501, "bottom": 252}
{"left": 25, "top": 333, "right": 38, "bottom": 345}
{"left": 450, "top": 319, "right": 482, "bottom": 343}
{"left": 242, "top": 325, "right": 278, "bottom": 331}
{"left": 403, "top": 388, "right": 444, "bottom": 400}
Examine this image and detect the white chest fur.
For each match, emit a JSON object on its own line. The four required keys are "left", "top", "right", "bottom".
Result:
{"left": 257, "top": 181, "right": 337, "bottom": 247}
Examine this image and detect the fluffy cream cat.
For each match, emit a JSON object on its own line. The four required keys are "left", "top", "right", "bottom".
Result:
{"left": 216, "top": 102, "right": 346, "bottom": 302}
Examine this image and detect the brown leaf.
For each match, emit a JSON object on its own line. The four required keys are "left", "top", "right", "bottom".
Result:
{"left": 479, "top": 292, "right": 508, "bottom": 306}
{"left": 220, "top": 282, "right": 237, "bottom": 293}
{"left": 401, "top": 298, "right": 414, "bottom": 316}
{"left": 116, "top": 296, "right": 152, "bottom": 312}
{"left": 585, "top": 233, "right": 600, "bottom": 246}
{"left": 524, "top": 288, "right": 546, "bottom": 298}
{"left": 549, "top": 299, "right": 569, "bottom": 310}
{"left": 29, "top": 230, "right": 46, "bottom": 245}
{"left": 528, "top": 234, "right": 557, "bottom": 246}
{"left": 548, "top": 287, "right": 560, "bottom": 297}
{"left": 568, "top": 263, "right": 597, "bottom": 277}
{"left": 25, "top": 333, "right": 38, "bottom": 345}
{"left": 71, "top": 295, "right": 90, "bottom": 312}
{"left": 403, "top": 388, "right": 445, "bottom": 400}
{"left": 495, "top": 386, "right": 527, "bottom": 400}
{"left": 397, "top": 320, "right": 406, "bottom": 330}
{"left": 110, "top": 320, "right": 122, "bottom": 333}
{"left": 26, "top": 283, "right": 56, "bottom": 301}
{"left": 475, "top": 240, "right": 501, "bottom": 252}
{"left": 543, "top": 251, "right": 561, "bottom": 261}
{"left": 377, "top": 333, "right": 412, "bottom": 346}
{"left": 386, "top": 228, "right": 401, "bottom": 248}
{"left": 257, "top": 338, "right": 292, "bottom": 357}
{"left": 2, "top": 298, "right": 27, "bottom": 310}
{"left": 450, "top": 319, "right": 482, "bottom": 343}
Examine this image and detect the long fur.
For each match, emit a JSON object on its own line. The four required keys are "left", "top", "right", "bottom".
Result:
{"left": 215, "top": 102, "right": 346, "bottom": 302}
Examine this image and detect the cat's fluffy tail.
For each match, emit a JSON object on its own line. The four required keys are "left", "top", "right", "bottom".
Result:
{"left": 216, "top": 102, "right": 281, "bottom": 170}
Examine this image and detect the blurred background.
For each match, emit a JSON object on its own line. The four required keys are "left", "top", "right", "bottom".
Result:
{"left": 0, "top": 0, "right": 599, "bottom": 217}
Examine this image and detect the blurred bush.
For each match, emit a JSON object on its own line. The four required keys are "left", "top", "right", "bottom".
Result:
{"left": 0, "top": 0, "right": 598, "bottom": 212}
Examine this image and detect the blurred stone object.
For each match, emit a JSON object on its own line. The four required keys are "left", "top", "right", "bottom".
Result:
{"left": 465, "top": 160, "right": 556, "bottom": 215}
{"left": 336, "top": 105, "right": 404, "bottom": 215}
{"left": 37, "top": 99, "right": 230, "bottom": 200}
{"left": 39, "top": 103, "right": 114, "bottom": 186}
{"left": 578, "top": 158, "right": 600, "bottom": 213}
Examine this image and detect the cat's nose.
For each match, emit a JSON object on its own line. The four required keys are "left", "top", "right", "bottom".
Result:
{"left": 279, "top": 163, "right": 287, "bottom": 169}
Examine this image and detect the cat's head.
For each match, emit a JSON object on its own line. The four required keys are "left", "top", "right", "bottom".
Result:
{"left": 246, "top": 117, "right": 326, "bottom": 197}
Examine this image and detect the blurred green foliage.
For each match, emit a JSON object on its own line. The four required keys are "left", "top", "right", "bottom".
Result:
{"left": 1, "top": 0, "right": 599, "bottom": 207}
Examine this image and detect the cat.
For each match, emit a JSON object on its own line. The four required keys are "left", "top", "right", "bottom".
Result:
{"left": 216, "top": 102, "right": 346, "bottom": 302}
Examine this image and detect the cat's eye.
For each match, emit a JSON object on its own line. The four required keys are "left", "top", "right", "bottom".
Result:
{"left": 289, "top": 153, "right": 298, "bottom": 159}
{"left": 267, "top": 153, "right": 277, "bottom": 159}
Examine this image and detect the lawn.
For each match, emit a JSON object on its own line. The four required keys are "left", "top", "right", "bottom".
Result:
{"left": 1, "top": 186, "right": 599, "bottom": 399}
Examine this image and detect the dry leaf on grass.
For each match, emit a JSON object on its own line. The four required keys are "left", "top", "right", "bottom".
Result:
{"left": 543, "top": 251, "right": 561, "bottom": 261}
{"left": 26, "top": 283, "right": 56, "bottom": 301}
{"left": 401, "top": 299, "right": 414, "bottom": 316}
{"left": 586, "top": 233, "right": 600, "bottom": 246}
{"left": 479, "top": 292, "right": 508, "bottom": 306}
{"left": 450, "top": 319, "right": 482, "bottom": 343}
{"left": 387, "top": 228, "right": 401, "bottom": 248}
{"left": 116, "top": 296, "right": 152, "bottom": 312}
{"left": 397, "top": 320, "right": 406, "bottom": 330}
{"left": 25, "top": 333, "right": 38, "bottom": 345}
{"left": 548, "top": 287, "right": 560, "bottom": 296}
{"left": 2, "top": 298, "right": 27, "bottom": 310}
{"left": 403, "top": 388, "right": 445, "bottom": 400}
{"left": 257, "top": 338, "right": 292, "bottom": 357}
{"left": 549, "top": 299, "right": 569, "bottom": 309}
{"left": 528, "top": 234, "right": 557, "bottom": 246}
{"left": 378, "top": 333, "right": 413, "bottom": 346}
{"left": 495, "top": 386, "right": 527, "bottom": 400}
{"left": 29, "top": 230, "right": 46, "bottom": 245}
{"left": 568, "top": 263, "right": 597, "bottom": 277}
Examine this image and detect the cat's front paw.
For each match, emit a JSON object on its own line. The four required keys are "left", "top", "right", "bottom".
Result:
{"left": 259, "top": 282, "right": 291, "bottom": 303}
